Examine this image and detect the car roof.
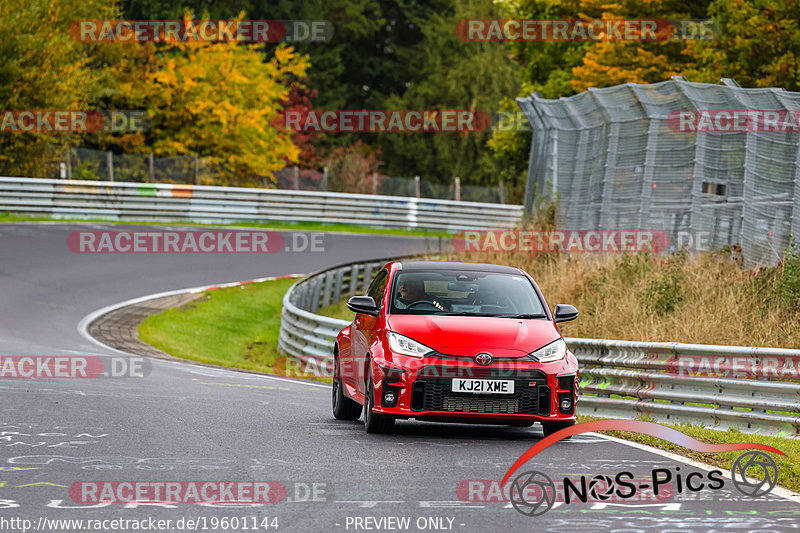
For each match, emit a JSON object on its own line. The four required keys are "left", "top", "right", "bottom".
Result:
{"left": 395, "top": 261, "right": 522, "bottom": 274}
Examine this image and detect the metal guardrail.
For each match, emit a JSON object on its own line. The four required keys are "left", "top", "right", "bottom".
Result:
{"left": 572, "top": 339, "right": 800, "bottom": 437}
{"left": 0, "top": 177, "right": 523, "bottom": 232}
{"left": 278, "top": 258, "right": 800, "bottom": 437}
{"left": 278, "top": 258, "right": 387, "bottom": 368}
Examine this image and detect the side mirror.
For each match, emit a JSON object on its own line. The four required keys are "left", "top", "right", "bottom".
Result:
{"left": 347, "top": 296, "right": 380, "bottom": 316}
{"left": 554, "top": 304, "right": 579, "bottom": 323}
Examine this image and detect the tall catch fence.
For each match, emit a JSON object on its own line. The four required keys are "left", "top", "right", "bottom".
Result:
{"left": 517, "top": 77, "right": 800, "bottom": 265}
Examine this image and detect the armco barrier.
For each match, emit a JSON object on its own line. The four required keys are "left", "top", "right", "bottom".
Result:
{"left": 278, "top": 258, "right": 388, "bottom": 368}
{"left": 0, "top": 177, "right": 523, "bottom": 232}
{"left": 279, "top": 258, "right": 800, "bottom": 437}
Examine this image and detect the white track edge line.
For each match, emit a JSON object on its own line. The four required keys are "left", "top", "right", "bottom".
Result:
{"left": 75, "top": 273, "right": 333, "bottom": 389}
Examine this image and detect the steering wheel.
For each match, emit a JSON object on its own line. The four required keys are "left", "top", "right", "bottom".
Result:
{"left": 406, "top": 300, "right": 439, "bottom": 309}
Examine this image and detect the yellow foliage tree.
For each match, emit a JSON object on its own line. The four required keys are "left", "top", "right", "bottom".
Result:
{"left": 118, "top": 15, "right": 309, "bottom": 186}
{"left": 0, "top": 0, "right": 119, "bottom": 176}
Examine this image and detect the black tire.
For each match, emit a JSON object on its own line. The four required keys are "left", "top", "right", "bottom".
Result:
{"left": 332, "top": 353, "right": 362, "bottom": 421}
{"left": 364, "top": 362, "right": 395, "bottom": 434}
{"left": 541, "top": 420, "right": 575, "bottom": 439}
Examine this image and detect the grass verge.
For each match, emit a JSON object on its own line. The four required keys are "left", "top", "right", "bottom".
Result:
{"left": 578, "top": 415, "right": 800, "bottom": 493}
{"left": 0, "top": 211, "right": 450, "bottom": 238}
{"left": 138, "top": 277, "right": 330, "bottom": 383}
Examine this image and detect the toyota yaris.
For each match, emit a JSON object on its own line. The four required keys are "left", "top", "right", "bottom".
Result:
{"left": 332, "top": 261, "right": 580, "bottom": 434}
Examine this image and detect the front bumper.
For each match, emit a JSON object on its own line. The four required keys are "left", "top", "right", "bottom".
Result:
{"left": 372, "top": 356, "right": 579, "bottom": 423}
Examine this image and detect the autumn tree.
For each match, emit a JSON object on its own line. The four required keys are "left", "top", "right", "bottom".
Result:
{"left": 697, "top": 0, "right": 800, "bottom": 91}
{"left": 0, "top": 0, "right": 119, "bottom": 176}
{"left": 110, "top": 15, "right": 310, "bottom": 186}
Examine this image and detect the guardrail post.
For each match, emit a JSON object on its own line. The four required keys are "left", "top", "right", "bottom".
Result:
{"left": 454, "top": 177, "right": 461, "bottom": 201}
{"left": 148, "top": 153, "right": 155, "bottom": 182}
{"left": 193, "top": 154, "right": 199, "bottom": 185}
{"left": 293, "top": 166, "right": 300, "bottom": 190}
{"left": 414, "top": 175, "right": 421, "bottom": 198}
{"left": 372, "top": 172, "right": 378, "bottom": 195}
{"left": 361, "top": 265, "right": 373, "bottom": 294}
{"left": 498, "top": 180, "right": 506, "bottom": 204}
{"left": 107, "top": 151, "right": 114, "bottom": 182}
{"left": 321, "top": 271, "right": 334, "bottom": 307}
{"left": 333, "top": 269, "right": 344, "bottom": 303}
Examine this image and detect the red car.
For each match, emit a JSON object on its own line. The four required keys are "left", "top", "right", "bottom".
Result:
{"left": 332, "top": 261, "right": 580, "bottom": 434}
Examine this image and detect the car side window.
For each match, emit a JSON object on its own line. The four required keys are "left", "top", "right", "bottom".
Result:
{"left": 367, "top": 269, "right": 389, "bottom": 307}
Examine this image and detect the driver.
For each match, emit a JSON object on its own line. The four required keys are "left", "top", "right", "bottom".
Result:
{"left": 397, "top": 277, "right": 446, "bottom": 310}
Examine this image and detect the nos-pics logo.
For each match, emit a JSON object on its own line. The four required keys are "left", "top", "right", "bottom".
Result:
{"left": 502, "top": 420, "right": 782, "bottom": 517}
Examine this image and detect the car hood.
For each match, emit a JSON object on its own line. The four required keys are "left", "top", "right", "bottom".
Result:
{"left": 386, "top": 314, "right": 560, "bottom": 357}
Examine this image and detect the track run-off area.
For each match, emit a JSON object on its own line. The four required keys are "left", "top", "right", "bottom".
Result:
{"left": 1, "top": 223, "right": 798, "bottom": 532}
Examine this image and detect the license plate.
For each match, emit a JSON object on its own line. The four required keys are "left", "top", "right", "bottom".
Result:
{"left": 451, "top": 378, "right": 515, "bottom": 394}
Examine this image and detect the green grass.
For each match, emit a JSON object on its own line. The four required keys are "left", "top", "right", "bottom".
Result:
{"left": 0, "top": 211, "right": 451, "bottom": 238}
{"left": 138, "top": 277, "right": 329, "bottom": 383}
{"left": 579, "top": 415, "right": 800, "bottom": 493}
{"left": 316, "top": 298, "right": 356, "bottom": 321}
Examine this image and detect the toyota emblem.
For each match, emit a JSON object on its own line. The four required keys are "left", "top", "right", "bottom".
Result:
{"left": 474, "top": 352, "right": 493, "bottom": 366}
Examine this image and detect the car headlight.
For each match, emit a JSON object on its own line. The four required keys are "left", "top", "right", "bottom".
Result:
{"left": 529, "top": 338, "right": 567, "bottom": 363}
{"left": 387, "top": 331, "right": 433, "bottom": 358}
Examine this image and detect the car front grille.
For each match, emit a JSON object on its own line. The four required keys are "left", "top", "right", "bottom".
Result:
{"left": 411, "top": 366, "right": 550, "bottom": 415}
{"left": 442, "top": 394, "right": 520, "bottom": 414}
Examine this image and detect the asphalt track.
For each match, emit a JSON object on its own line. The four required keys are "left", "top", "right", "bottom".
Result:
{"left": 0, "top": 223, "right": 798, "bottom": 533}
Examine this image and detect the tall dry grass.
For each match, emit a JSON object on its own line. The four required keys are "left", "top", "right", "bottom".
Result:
{"left": 438, "top": 248, "right": 800, "bottom": 348}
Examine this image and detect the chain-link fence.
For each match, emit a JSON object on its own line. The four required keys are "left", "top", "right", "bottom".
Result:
{"left": 518, "top": 77, "right": 800, "bottom": 265}
{"left": 56, "top": 147, "right": 507, "bottom": 203}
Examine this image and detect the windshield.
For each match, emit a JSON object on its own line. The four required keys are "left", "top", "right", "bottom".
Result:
{"left": 390, "top": 270, "right": 547, "bottom": 317}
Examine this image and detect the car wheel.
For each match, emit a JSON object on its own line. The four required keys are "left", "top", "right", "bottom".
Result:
{"left": 332, "top": 354, "right": 361, "bottom": 421}
{"left": 541, "top": 420, "right": 575, "bottom": 439}
{"left": 364, "top": 362, "right": 395, "bottom": 434}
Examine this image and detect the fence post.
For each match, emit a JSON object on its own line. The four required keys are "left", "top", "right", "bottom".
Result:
{"left": 107, "top": 151, "right": 114, "bottom": 181}
{"left": 193, "top": 154, "right": 199, "bottom": 185}
{"left": 148, "top": 153, "right": 155, "bottom": 182}
{"left": 66, "top": 147, "right": 72, "bottom": 179}
{"left": 498, "top": 179, "right": 506, "bottom": 204}
{"left": 292, "top": 166, "right": 300, "bottom": 189}
{"left": 372, "top": 172, "right": 378, "bottom": 195}
{"left": 454, "top": 177, "right": 461, "bottom": 201}
{"left": 414, "top": 175, "right": 420, "bottom": 198}
{"left": 321, "top": 166, "right": 329, "bottom": 190}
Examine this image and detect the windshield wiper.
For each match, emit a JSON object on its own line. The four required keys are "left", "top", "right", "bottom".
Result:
{"left": 495, "top": 313, "right": 548, "bottom": 319}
